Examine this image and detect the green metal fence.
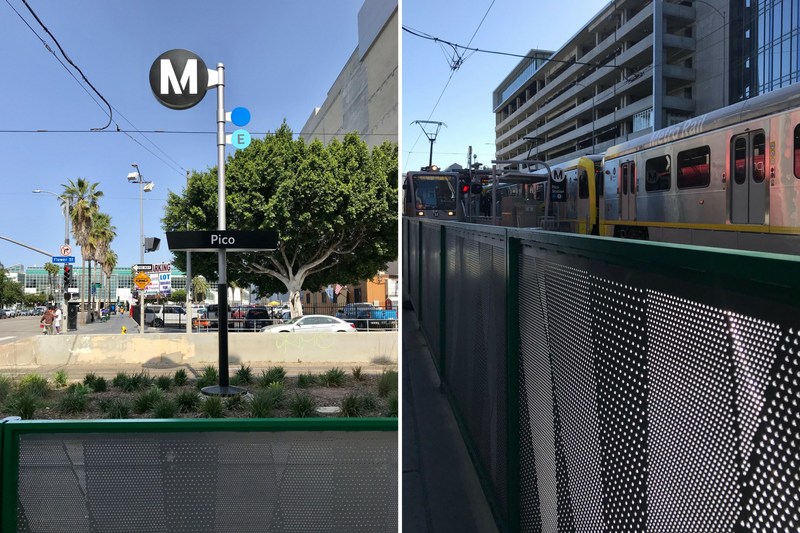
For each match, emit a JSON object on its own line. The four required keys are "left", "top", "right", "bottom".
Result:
{"left": 1, "top": 418, "right": 397, "bottom": 532}
{"left": 404, "top": 217, "right": 800, "bottom": 532}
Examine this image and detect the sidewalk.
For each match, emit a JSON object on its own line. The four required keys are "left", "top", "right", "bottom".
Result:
{"left": 402, "top": 309, "right": 497, "bottom": 533}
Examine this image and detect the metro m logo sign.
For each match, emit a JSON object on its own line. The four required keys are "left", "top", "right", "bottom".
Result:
{"left": 161, "top": 58, "right": 198, "bottom": 95}
{"left": 149, "top": 49, "right": 209, "bottom": 110}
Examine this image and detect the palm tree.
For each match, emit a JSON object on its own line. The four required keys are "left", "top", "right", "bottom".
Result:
{"left": 62, "top": 178, "right": 103, "bottom": 323}
{"left": 101, "top": 249, "right": 118, "bottom": 313}
{"left": 43, "top": 263, "right": 60, "bottom": 302}
{"left": 90, "top": 212, "right": 116, "bottom": 312}
{"left": 192, "top": 275, "right": 209, "bottom": 303}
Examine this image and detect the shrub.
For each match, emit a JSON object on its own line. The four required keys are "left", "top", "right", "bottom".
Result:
{"left": 235, "top": 364, "right": 254, "bottom": 385}
{"left": 289, "top": 393, "right": 316, "bottom": 418}
{"left": 259, "top": 366, "right": 286, "bottom": 387}
{"left": 320, "top": 367, "right": 346, "bottom": 387}
{"left": 351, "top": 366, "right": 365, "bottom": 382}
{"left": 4, "top": 391, "right": 40, "bottom": 419}
{"left": 361, "top": 393, "right": 377, "bottom": 412}
{"left": 91, "top": 376, "right": 108, "bottom": 393}
{"left": 59, "top": 390, "right": 89, "bottom": 414}
{"left": 133, "top": 386, "right": 164, "bottom": 414}
{"left": 66, "top": 383, "right": 91, "bottom": 396}
{"left": 249, "top": 390, "right": 275, "bottom": 418}
{"left": 225, "top": 393, "right": 245, "bottom": 411}
{"left": 297, "top": 372, "right": 317, "bottom": 388}
{"left": 175, "top": 389, "right": 200, "bottom": 413}
{"left": 112, "top": 372, "right": 129, "bottom": 389}
{"left": 0, "top": 375, "right": 13, "bottom": 403}
{"left": 199, "top": 395, "right": 224, "bottom": 418}
{"left": 155, "top": 375, "right": 172, "bottom": 391}
{"left": 265, "top": 382, "right": 285, "bottom": 407}
{"left": 53, "top": 369, "right": 68, "bottom": 388}
{"left": 340, "top": 393, "right": 362, "bottom": 417}
{"left": 386, "top": 392, "right": 398, "bottom": 417}
{"left": 19, "top": 374, "right": 49, "bottom": 397}
{"left": 114, "top": 371, "right": 151, "bottom": 392}
{"left": 377, "top": 370, "right": 398, "bottom": 398}
{"left": 151, "top": 398, "right": 178, "bottom": 419}
{"left": 196, "top": 366, "right": 219, "bottom": 389}
{"left": 83, "top": 373, "right": 99, "bottom": 387}
{"left": 101, "top": 398, "right": 131, "bottom": 419}
{"left": 174, "top": 368, "right": 188, "bottom": 386}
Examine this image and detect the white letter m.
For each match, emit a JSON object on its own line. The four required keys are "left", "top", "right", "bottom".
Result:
{"left": 160, "top": 59, "right": 198, "bottom": 95}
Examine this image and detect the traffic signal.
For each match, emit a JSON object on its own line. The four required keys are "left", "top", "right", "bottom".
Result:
{"left": 459, "top": 176, "right": 471, "bottom": 195}
{"left": 63, "top": 265, "right": 72, "bottom": 288}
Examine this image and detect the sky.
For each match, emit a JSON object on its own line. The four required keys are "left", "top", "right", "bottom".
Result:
{"left": 402, "top": 0, "right": 610, "bottom": 174}
{"left": 0, "top": 0, "right": 365, "bottom": 271}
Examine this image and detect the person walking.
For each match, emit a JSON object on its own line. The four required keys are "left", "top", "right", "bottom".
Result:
{"left": 53, "top": 305, "right": 63, "bottom": 334}
{"left": 40, "top": 306, "right": 55, "bottom": 335}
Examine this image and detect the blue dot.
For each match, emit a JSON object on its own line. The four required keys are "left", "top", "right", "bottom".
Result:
{"left": 231, "top": 107, "right": 251, "bottom": 127}
{"left": 231, "top": 129, "right": 251, "bottom": 150}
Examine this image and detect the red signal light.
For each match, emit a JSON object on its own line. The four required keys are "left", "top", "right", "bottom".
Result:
{"left": 461, "top": 184, "right": 470, "bottom": 194}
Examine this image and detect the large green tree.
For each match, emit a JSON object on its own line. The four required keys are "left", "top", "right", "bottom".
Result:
{"left": 162, "top": 125, "right": 397, "bottom": 316}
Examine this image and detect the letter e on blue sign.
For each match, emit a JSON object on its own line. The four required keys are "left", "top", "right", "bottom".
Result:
{"left": 232, "top": 129, "right": 251, "bottom": 149}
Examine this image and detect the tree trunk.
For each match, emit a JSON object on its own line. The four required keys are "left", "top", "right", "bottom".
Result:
{"left": 85, "top": 260, "right": 92, "bottom": 324}
{"left": 286, "top": 280, "right": 304, "bottom": 318}
{"left": 81, "top": 258, "right": 87, "bottom": 323}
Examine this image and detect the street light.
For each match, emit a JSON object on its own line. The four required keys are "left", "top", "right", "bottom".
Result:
{"left": 32, "top": 189, "right": 71, "bottom": 247}
{"left": 128, "top": 163, "right": 154, "bottom": 335}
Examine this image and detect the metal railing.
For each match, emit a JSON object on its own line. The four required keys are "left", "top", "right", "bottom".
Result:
{"left": 404, "top": 217, "right": 800, "bottom": 532}
{"left": 1, "top": 418, "right": 397, "bottom": 532}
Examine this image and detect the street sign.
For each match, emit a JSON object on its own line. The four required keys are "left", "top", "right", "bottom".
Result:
{"left": 149, "top": 49, "right": 209, "bottom": 110}
{"left": 166, "top": 230, "right": 279, "bottom": 252}
{"left": 133, "top": 264, "right": 153, "bottom": 272}
{"left": 60, "top": 245, "right": 72, "bottom": 256}
{"left": 52, "top": 256, "right": 75, "bottom": 264}
{"left": 134, "top": 273, "right": 151, "bottom": 290}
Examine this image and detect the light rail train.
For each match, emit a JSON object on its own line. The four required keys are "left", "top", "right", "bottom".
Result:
{"left": 406, "top": 83, "right": 800, "bottom": 255}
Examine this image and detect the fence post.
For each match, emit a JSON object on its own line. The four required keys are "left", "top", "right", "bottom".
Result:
{"left": 506, "top": 234, "right": 521, "bottom": 532}
{"left": 439, "top": 224, "right": 447, "bottom": 380}
{"left": 417, "top": 220, "right": 423, "bottom": 322}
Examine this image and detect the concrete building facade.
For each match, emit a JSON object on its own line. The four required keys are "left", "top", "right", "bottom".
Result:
{"left": 494, "top": 0, "right": 730, "bottom": 165}
{"left": 301, "top": 0, "right": 398, "bottom": 148}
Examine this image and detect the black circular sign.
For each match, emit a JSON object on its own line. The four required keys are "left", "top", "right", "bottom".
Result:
{"left": 149, "top": 49, "right": 209, "bottom": 110}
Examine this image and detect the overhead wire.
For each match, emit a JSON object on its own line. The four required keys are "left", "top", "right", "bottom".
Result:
{"left": 403, "top": 0, "right": 497, "bottom": 172}
{"left": 7, "top": 0, "right": 188, "bottom": 178}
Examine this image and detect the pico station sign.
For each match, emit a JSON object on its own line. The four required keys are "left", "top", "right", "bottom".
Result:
{"left": 166, "top": 230, "right": 278, "bottom": 252}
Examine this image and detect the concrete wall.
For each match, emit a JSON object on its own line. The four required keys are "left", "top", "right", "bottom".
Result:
{"left": 0, "top": 332, "right": 397, "bottom": 368}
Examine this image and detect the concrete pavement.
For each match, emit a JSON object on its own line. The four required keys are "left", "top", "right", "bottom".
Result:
{"left": 402, "top": 309, "right": 497, "bottom": 533}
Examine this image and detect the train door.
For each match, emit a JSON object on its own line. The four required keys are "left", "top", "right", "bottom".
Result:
{"left": 619, "top": 161, "right": 637, "bottom": 220}
{"left": 730, "top": 131, "right": 766, "bottom": 224}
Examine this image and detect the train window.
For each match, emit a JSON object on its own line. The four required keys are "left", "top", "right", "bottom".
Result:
{"left": 795, "top": 125, "right": 800, "bottom": 178}
{"left": 645, "top": 155, "right": 671, "bottom": 191}
{"left": 621, "top": 164, "right": 628, "bottom": 194}
{"left": 578, "top": 169, "right": 589, "bottom": 198}
{"left": 733, "top": 137, "right": 747, "bottom": 184}
{"left": 677, "top": 146, "right": 711, "bottom": 188}
{"left": 752, "top": 132, "right": 766, "bottom": 183}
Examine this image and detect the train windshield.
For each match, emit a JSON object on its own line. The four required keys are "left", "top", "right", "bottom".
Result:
{"left": 412, "top": 174, "right": 456, "bottom": 210}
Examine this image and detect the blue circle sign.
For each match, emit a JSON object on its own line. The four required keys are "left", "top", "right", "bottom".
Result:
{"left": 231, "top": 107, "right": 251, "bottom": 127}
{"left": 231, "top": 129, "right": 251, "bottom": 149}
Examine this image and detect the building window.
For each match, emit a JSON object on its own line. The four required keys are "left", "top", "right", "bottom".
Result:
{"left": 645, "top": 155, "right": 671, "bottom": 192}
{"left": 677, "top": 146, "right": 711, "bottom": 189}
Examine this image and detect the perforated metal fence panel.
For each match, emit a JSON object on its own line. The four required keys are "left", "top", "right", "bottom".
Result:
{"left": 420, "top": 223, "right": 442, "bottom": 367}
{"left": 3, "top": 421, "right": 397, "bottom": 533}
{"left": 404, "top": 218, "right": 800, "bottom": 532}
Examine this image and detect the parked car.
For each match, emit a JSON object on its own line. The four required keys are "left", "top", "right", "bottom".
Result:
{"left": 145, "top": 305, "right": 187, "bottom": 327}
{"left": 243, "top": 307, "right": 271, "bottom": 330}
{"left": 1, "top": 309, "right": 16, "bottom": 318}
{"left": 260, "top": 315, "right": 356, "bottom": 333}
{"left": 337, "top": 303, "right": 376, "bottom": 320}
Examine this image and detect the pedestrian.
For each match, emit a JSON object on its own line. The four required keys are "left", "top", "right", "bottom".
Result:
{"left": 53, "top": 305, "right": 63, "bottom": 334}
{"left": 40, "top": 306, "right": 55, "bottom": 335}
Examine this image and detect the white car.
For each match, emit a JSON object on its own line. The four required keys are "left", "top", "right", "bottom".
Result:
{"left": 260, "top": 314, "right": 356, "bottom": 333}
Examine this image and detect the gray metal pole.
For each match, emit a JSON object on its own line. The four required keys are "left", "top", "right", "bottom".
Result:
{"left": 139, "top": 177, "right": 145, "bottom": 335}
{"left": 185, "top": 170, "right": 192, "bottom": 334}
